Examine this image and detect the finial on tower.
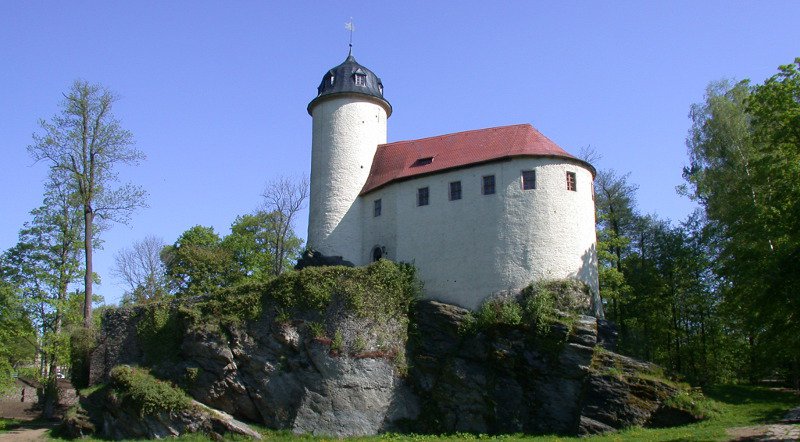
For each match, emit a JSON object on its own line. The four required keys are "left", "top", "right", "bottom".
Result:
{"left": 345, "top": 18, "right": 354, "bottom": 55}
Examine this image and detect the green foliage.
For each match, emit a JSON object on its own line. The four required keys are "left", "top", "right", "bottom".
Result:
{"left": 665, "top": 389, "right": 719, "bottom": 420}
{"left": 135, "top": 302, "right": 184, "bottom": 365}
{"left": 468, "top": 279, "right": 583, "bottom": 337}
{"left": 331, "top": 330, "right": 344, "bottom": 354}
{"left": 681, "top": 59, "right": 800, "bottom": 384}
{"left": 352, "top": 336, "right": 367, "bottom": 353}
{"left": 185, "top": 367, "right": 199, "bottom": 385}
{"left": 307, "top": 321, "right": 325, "bottom": 339}
{"left": 0, "top": 281, "right": 35, "bottom": 393}
{"left": 69, "top": 326, "right": 97, "bottom": 388}
{"left": 222, "top": 210, "right": 303, "bottom": 280}
{"left": 191, "top": 280, "right": 267, "bottom": 327}
{"left": 162, "top": 225, "right": 236, "bottom": 296}
{"left": 29, "top": 80, "right": 146, "bottom": 328}
{"left": 129, "top": 260, "right": 419, "bottom": 368}
{"left": 520, "top": 286, "right": 556, "bottom": 335}
{"left": 108, "top": 365, "right": 192, "bottom": 417}
{"left": 266, "top": 259, "right": 420, "bottom": 321}
{"left": 474, "top": 296, "right": 523, "bottom": 328}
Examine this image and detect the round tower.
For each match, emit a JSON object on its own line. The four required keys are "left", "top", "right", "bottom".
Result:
{"left": 307, "top": 53, "right": 392, "bottom": 263}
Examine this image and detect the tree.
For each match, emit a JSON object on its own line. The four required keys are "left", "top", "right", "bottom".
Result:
{"left": 161, "top": 226, "right": 234, "bottom": 296}
{"left": 683, "top": 59, "right": 800, "bottom": 385}
{"left": 0, "top": 179, "right": 85, "bottom": 414}
{"left": 261, "top": 176, "right": 308, "bottom": 275}
{"left": 112, "top": 236, "right": 169, "bottom": 305}
{"left": 594, "top": 169, "right": 638, "bottom": 322}
{"left": 0, "top": 280, "right": 36, "bottom": 394}
{"left": 28, "top": 80, "right": 146, "bottom": 327}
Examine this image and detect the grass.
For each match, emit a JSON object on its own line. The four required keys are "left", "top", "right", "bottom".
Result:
{"left": 31, "top": 385, "right": 798, "bottom": 441}
{"left": 0, "top": 417, "right": 22, "bottom": 432}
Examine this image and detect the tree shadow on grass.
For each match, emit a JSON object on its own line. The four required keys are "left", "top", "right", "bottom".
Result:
{"left": 705, "top": 384, "right": 800, "bottom": 423}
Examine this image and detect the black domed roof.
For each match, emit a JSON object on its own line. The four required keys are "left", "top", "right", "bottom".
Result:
{"left": 307, "top": 53, "right": 392, "bottom": 116}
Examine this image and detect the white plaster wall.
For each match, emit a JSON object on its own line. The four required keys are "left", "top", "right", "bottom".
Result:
{"left": 308, "top": 96, "right": 387, "bottom": 263}
{"left": 362, "top": 158, "right": 598, "bottom": 311}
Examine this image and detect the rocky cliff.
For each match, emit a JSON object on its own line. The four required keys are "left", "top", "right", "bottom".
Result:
{"left": 88, "top": 262, "right": 705, "bottom": 438}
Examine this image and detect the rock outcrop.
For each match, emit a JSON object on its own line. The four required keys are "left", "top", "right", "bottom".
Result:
{"left": 89, "top": 267, "right": 703, "bottom": 438}
{"left": 408, "top": 300, "right": 697, "bottom": 435}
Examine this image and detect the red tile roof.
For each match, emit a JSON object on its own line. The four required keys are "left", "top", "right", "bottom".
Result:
{"left": 361, "top": 123, "right": 592, "bottom": 195}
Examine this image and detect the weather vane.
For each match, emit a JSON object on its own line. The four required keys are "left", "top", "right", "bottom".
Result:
{"left": 345, "top": 18, "right": 354, "bottom": 54}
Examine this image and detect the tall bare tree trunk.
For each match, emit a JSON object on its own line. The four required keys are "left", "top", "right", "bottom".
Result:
{"left": 84, "top": 206, "right": 93, "bottom": 328}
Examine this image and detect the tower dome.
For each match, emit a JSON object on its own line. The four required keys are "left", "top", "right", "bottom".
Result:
{"left": 307, "top": 53, "right": 392, "bottom": 116}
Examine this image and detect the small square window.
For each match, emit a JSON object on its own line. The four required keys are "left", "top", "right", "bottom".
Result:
{"left": 482, "top": 175, "right": 496, "bottom": 195}
{"left": 522, "top": 170, "right": 536, "bottom": 190}
{"left": 374, "top": 199, "right": 382, "bottom": 217}
{"left": 566, "top": 171, "right": 577, "bottom": 191}
{"left": 417, "top": 187, "right": 429, "bottom": 206}
{"left": 354, "top": 74, "right": 366, "bottom": 86}
{"left": 449, "top": 181, "right": 462, "bottom": 201}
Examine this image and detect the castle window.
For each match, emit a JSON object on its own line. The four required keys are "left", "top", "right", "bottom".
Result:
{"left": 482, "top": 175, "right": 496, "bottom": 195}
{"left": 372, "top": 246, "right": 383, "bottom": 262}
{"left": 417, "top": 187, "right": 429, "bottom": 206}
{"left": 374, "top": 199, "right": 382, "bottom": 217}
{"left": 354, "top": 73, "right": 366, "bottom": 86}
{"left": 449, "top": 181, "right": 462, "bottom": 201}
{"left": 522, "top": 170, "right": 536, "bottom": 190}
{"left": 566, "top": 171, "right": 577, "bottom": 191}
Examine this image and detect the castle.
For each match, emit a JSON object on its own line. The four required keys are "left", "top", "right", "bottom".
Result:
{"left": 306, "top": 52, "right": 601, "bottom": 315}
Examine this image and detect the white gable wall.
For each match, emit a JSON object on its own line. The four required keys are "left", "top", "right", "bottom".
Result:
{"left": 361, "top": 157, "right": 598, "bottom": 311}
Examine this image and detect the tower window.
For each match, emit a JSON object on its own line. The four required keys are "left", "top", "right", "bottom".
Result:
{"left": 482, "top": 175, "right": 496, "bottom": 195}
{"left": 417, "top": 187, "right": 429, "bottom": 206}
{"left": 372, "top": 246, "right": 383, "bottom": 262}
{"left": 354, "top": 73, "right": 366, "bottom": 86}
{"left": 522, "top": 170, "right": 536, "bottom": 190}
{"left": 449, "top": 181, "right": 462, "bottom": 201}
{"left": 374, "top": 199, "right": 382, "bottom": 217}
{"left": 566, "top": 171, "right": 577, "bottom": 191}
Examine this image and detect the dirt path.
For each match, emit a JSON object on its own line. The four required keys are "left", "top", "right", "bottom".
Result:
{"left": 727, "top": 405, "right": 800, "bottom": 441}
{"left": 0, "top": 424, "right": 53, "bottom": 442}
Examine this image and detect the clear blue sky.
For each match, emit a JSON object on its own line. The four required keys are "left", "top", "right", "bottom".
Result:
{"left": 2, "top": 1, "right": 798, "bottom": 306}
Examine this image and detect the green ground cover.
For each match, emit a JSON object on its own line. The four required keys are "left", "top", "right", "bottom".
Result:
{"left": 0, "top": 417, "right": 21, "bottom": 432}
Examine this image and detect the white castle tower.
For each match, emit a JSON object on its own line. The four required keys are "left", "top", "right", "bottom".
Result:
{"left": 306, "top": 52, "right": 392, "bottom": 263}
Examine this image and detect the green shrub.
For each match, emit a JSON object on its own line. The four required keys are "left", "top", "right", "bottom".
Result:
{"left": 331, "top": 330, "right": 344, "bottom": 354}
{"left": 520, "top": 284, "right": 557, "bottom": 334}
{"left": 475, "top": 296, "right": 523, "bottom": 328}
{"left": 109, "top": 365, "right": 192, "bottom": 417}
{"left": 307, "top": 321, "right": 326, "bottom": 339}
{"left": 353, "top": 336, "right": 367, "bottom": 353}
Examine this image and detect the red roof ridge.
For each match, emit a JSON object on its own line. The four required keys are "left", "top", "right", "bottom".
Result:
{"left": 360, "top": 123, "right": 593, "bottom": 195}
{"left": 379, "top": 123, "right": 534, "bottom": 148}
